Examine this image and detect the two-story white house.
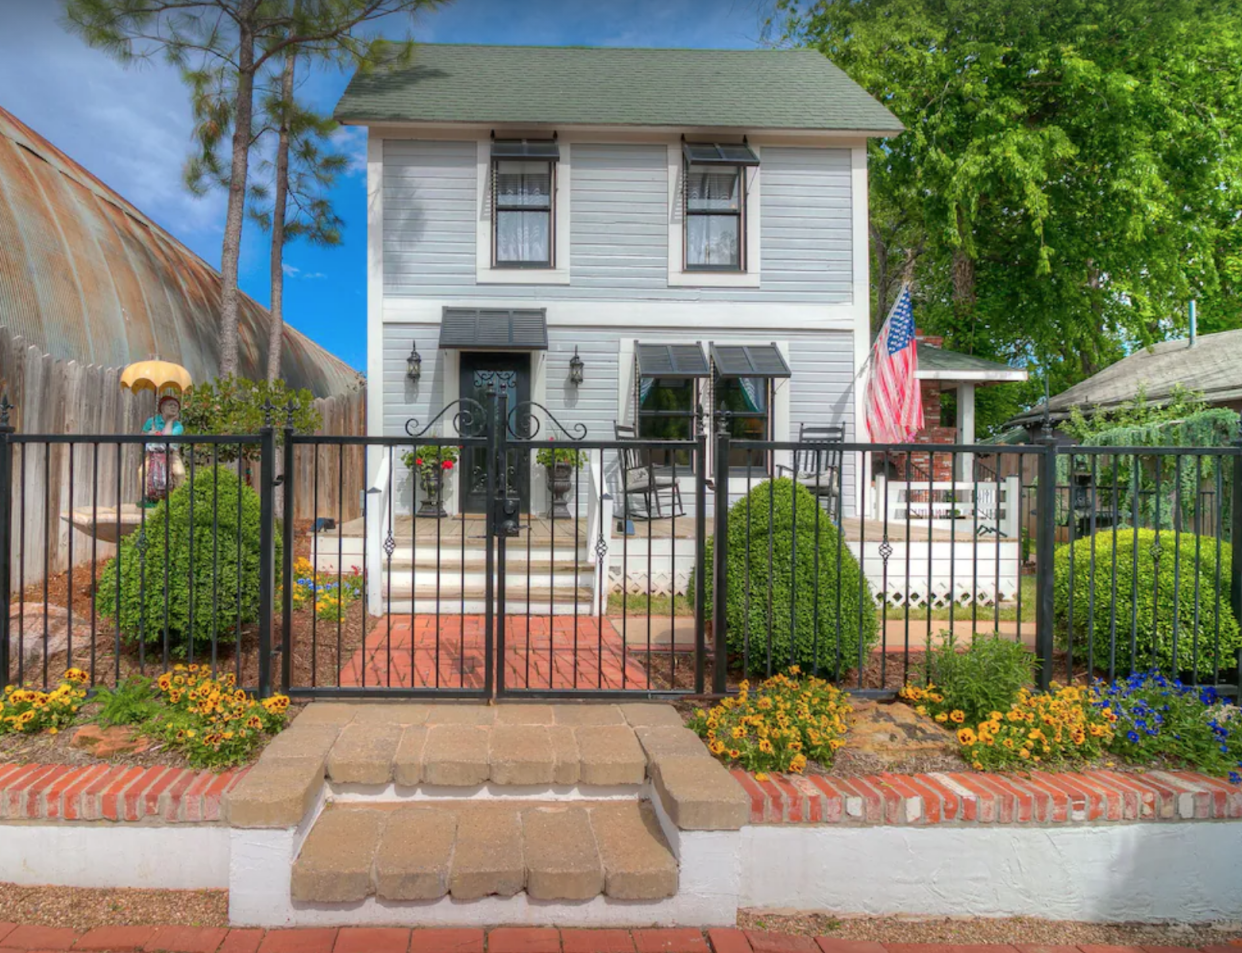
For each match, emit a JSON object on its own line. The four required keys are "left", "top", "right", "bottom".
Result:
{"left": 336, "top": 43, "right": 903, "bottom": 520}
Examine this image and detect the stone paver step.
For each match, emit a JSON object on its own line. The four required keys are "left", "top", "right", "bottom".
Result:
{"left": 291, "top": 799, "right": 677, "bottom": 904}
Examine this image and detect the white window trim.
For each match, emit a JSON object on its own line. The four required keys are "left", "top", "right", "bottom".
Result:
{"left": 667, "top": 143, "right": 761, "bottom": 289}
{"left": 476, "top": 139, "right": 571, "bottom": 285}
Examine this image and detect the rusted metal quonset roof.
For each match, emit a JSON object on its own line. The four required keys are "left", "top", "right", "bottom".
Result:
{"left": 0, "top": 106, "right": 363, "bottom": 398}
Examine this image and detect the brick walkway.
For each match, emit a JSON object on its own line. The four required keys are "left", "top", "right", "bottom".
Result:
{"left": 340, "top": 616, "right": 651, "bottom": 691}
{"left": 0, "top": 924, "right": 1238, "bottom": 953}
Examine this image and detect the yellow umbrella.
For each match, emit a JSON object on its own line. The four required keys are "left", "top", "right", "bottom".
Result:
{"left": 120, "top": 360, "right": 193, "bottom": 398}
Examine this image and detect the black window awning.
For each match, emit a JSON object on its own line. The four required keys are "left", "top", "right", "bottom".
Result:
{"left": 682, "top": 142, "right": 760, "bottom": 167}
{"left": 439, "top": 308, "right": 548, "bottom": 350}
{"left": 710, "top": 343, "right": 791, "bottom": 379}
{"left": 491, "top": 139, "right": 560, "bottom": 161}
{"left": 636, "top": 342, "right": 710, "bottom": 379}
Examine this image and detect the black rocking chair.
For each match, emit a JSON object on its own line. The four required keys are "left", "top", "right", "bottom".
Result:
{"left": 615, "top": 423, "right": 685, "bottom": 520}
{"left": 775, "top": 423, "right": 844, "bottom": 519}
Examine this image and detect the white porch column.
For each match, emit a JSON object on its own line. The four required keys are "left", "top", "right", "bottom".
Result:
{"left": 955, "top": 382, "right": 976, "bottom": 480}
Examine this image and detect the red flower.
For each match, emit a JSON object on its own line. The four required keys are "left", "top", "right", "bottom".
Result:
{"left": 415, "top": 458, "right": 424, "bottom": 467}
{"left": 442, "top": 459, "right": 454, "bottom": 470}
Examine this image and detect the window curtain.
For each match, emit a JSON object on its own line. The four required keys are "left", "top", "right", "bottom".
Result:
{"left": 496, "top": 161, "right": 551, "bottom": 263}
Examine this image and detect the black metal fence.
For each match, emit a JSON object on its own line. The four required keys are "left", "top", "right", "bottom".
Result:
{"left": 1, "top": 393, "right": 1239, "bottom": 702}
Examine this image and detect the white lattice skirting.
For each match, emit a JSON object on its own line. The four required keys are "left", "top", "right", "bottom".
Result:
{"left": 607, "top": 540, "right": 1023, "bottom": 607}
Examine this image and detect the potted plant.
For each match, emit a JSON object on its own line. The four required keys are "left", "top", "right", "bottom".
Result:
{"left": 535, "top": 440, "right": 586, "bottom": 519}
{"left": 401, "top": 445, "right": 459, "bottom": 518}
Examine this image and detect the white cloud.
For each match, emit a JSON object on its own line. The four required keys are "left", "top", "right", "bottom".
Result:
{"left": 326, "top": 123, "right": 367, "bottom": 177}
{"left": 302, "top": 271, "right": 328, "bottom": 279}
{"left": 0, "top": 2, "right": 230, "bottom": 244}
{"left": 282, "top": 262, "right": 301, "bottom": 276}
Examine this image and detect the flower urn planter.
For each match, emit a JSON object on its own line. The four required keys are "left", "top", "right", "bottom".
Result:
{"left": 546, "top": 461, "right": 574, "bottom": 520}
{"left": 418, "top": 469, "right": 447, "bottom": 518}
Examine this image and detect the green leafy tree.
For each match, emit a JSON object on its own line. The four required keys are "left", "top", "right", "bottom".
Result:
{"left": 62, "top": 0, "right": 444, "bottom": 376}
{"left": 775, "top": 0, "right": 1242, "bottom": 432}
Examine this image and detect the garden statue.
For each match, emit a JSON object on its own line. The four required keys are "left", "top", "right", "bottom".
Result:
{"left": 140, "top": 392, "right": 186, "bottom": 505}
{"left": 120, "top": 359, "right": 193, "bottom": 507}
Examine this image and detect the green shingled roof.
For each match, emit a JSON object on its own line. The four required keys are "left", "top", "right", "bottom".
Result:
{"left": 918, "top": 346, "right": 1028, "bottom": 378}
{"left": 333, "top": 44, "right": 903, "bottom": 132}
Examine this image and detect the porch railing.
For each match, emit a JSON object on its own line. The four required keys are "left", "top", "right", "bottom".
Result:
{"left": 874, "top": 474, "right": 1021, "bottom": 539}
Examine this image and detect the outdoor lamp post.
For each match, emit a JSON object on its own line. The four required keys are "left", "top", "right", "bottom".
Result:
{"left": 407, "top": 342, "right": 422, "bottom": 383}
{"left": 569, "top": 346, "right": 584, "bottom": 386}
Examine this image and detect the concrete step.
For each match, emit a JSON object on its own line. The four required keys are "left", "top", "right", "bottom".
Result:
{"left": 372, "top": 598, "right": 600, "bottom": 615}
{"left": 378, "top": 567, "right": 599, "bottom": 592}
{"left": 379, "top": 580, "right": 597, "bottom": 603}
{"left": 291, "top": 800, "right": 677, "bottom": 904}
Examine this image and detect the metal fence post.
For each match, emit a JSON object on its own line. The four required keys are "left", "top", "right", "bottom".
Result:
{"left": 712, "top": 411, "right": 731, "bottom": 695}
{"left": 1035, "top": 434, "right": 1058, "bottom": 691}
{"left": 279, "top": 402, "right": 297, "bottom": 694}
{"left": 1231, "top": 423, "right": 1242, "bottom": 646}
{"left": 0, "top": 394, "right": 14, "bottom": 690}
{"left": 257, "top": 403, "right": 277, "bottom": 698}
{"left": 694, "top": 407, "right": 708, "bottom": 695}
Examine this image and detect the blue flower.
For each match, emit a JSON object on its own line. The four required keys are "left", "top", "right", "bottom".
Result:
{"left": 1127, "top": 731, "right": 1140, "bottom": 743}
{"left": 1230, "top": 772, "right": 1242, "bottom": 786}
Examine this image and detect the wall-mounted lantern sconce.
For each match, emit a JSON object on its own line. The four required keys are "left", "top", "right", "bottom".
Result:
{"left": 569, "top": 346, "right": 584, "bottom": 386}
{"left": 406, "top": 341, "right": 422, "bottom": 383}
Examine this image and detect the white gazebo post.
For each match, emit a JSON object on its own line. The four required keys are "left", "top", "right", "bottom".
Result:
{"left": 955, "top": 382, "right": 976, "bottom": 481}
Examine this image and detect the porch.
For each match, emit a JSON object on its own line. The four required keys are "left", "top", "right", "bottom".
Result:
{"left": 314, "top": 510, "right": 1022, "bottom": 613}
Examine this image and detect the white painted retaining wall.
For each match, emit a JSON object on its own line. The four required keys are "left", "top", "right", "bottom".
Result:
{"left": 0, "top": 824, "right": 230, "bottom": 890}
{"left": 740, "top": 822, "right": 1242, "bottom": 923}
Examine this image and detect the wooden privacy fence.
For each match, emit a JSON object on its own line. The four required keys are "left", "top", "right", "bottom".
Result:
{"left": 0, "top": 327, "right": 366, "bottom": 590}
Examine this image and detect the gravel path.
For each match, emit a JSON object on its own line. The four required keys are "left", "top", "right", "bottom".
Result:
{"left": 739, "top": 910, "right": 1242, "bottom": 946}
{"left": 0, "top": 884, "right": 228, "bottom": 929}
{"left": 2, "top": 883, "right": 1239, "bottom": 944}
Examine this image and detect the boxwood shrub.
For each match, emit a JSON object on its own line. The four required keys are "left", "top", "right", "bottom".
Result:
{"left": 99, "top": 466, "right": 279, "bottom": 651}
{"left": 700, "top": 478, "right": 878, "bottom": 677}
{"left": 1053, "top": 528, "right": 1240, "bottom": 678}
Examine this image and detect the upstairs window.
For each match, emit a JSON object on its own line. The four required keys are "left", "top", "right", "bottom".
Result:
{"left": 682, "top": 142, "right": 759, "bottom": 273}
{"left": 492, "top": 139, "right": 559, "bottom": 268}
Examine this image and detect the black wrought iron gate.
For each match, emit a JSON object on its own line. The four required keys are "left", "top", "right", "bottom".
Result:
{"left": 280, "top": 384, "right": 709, "bottom": 701}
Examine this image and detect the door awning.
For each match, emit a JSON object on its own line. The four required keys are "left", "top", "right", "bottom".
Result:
{"left": 635, "top": 342, "right": 710, "bottom": 379}
{"left": 439, "top": 308, "right": 549, "bottom": 350}
{"left": 710, "top": 343, "right": 791, "bottom": 379}
{"left": 491, "top": 139, "right": 560, "bottom": 161}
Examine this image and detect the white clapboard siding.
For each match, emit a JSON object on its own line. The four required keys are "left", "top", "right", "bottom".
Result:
{"left": 381, "top": 140, "right": 854, "bottom": 304}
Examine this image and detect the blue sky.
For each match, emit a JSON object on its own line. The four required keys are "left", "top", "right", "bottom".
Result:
{"left": 0, "top": 0, "right": 773, "bottom": 372}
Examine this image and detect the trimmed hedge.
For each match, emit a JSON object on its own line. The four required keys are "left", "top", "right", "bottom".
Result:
{"left": 1053, "top": 528, "right": 1241, "bottom": 678}
{"left": 700, "top": 478, "right": 878, "bottom": 677}
{"left": 99, "top": 466, "right": 279, "bottom": 651}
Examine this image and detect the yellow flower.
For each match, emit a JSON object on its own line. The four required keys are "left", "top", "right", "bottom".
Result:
{"left": 935, "top": 712, "right": 948, "bottom": 724}
{"left": 949, "top": 710, "right": 965, "bottom": 724}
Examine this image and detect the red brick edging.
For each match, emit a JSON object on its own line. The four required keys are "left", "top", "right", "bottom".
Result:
{"left": 0, "top": 924, "right": 1239, "bottom": 953}
{"left": 0, "top": 763, "right": 248, "bottom": 823}
{"left": 732, "top": 768, "right": 1242, "bottom": 825}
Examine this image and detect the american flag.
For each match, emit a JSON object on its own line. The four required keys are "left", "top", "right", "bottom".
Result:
{"left": 865, "top": 284, "right": 923, "bottom": 443}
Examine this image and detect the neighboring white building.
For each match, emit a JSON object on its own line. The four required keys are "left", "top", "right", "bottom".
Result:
{"left": 335, "top": 43, "right": 904, "bottom": 518}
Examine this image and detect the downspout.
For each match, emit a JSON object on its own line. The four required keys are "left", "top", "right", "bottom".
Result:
{"left": 1189, "top": 300, "right": 1197, "bottom": 347}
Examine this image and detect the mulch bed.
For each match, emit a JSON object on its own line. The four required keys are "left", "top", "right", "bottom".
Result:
{"left": 2, "top": 523, "right": 376, "bottom": 769}
{"left": 7, "top": 522, "right": 377, "bottom": 694}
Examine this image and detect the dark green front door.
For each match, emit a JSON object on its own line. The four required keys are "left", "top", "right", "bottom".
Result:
{"left": 459, "top": 352, "right": 531, "bottom": 514}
